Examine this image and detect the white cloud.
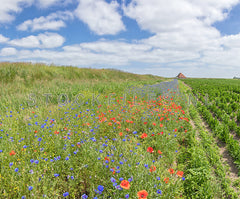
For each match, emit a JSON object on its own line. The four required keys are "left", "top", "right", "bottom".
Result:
{"left": 17, "top": 11, "right": 73, "bottom": 31}
{"left": 0, "top": 47, "right": 17, "bottom": 56}
{"left": 0, "top": 34, "right": 9, "bottom": 43}
{"left": 0, "top": 0, "right": 73, "bottom": 24}
{"left": 75, "top": 0, "right": 125, "bottom": 35}
{"left": 123, "top": 0, "right": 239, "bottom": 33}
{"left": 8, "top": 32, "right": 65, "bottom": 48}
{"left": 221, "top": 34, "right": 240, "bottom": 48}
{"left": 0, "top": 0, "right": 33, "bottom": 23}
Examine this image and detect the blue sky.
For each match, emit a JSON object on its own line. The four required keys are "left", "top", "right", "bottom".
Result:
{"left": 0, "top": 0, "right": 240, "bottom": 78}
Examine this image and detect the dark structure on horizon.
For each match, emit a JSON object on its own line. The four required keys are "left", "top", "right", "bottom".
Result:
{"left": 176, "top": 73, "right": 186, "bottom": 79}
{"left": 233, "top": 76, "right": 240, "bottom": 79}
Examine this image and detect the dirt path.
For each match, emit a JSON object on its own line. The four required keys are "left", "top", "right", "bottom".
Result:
{"left": 200, "top": 115, "right": 239, "bottom": 181}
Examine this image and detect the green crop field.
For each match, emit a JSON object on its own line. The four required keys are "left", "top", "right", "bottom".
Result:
{"left": 0, "top": 63, "right": 240, "bottom": 198}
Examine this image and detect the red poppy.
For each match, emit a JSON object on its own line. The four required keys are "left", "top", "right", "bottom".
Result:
{"left": 120, "top": 180, "right": 130, "bottom": 189}
{"left": 159, "top": 124, "right": 163, "bottom": 127}
{"left": 112, "top": 167, "right": 115, "bottom": 175}
{"left": 141, "top": 133, "right": 148, "bottom": 139}
{"left": 152, "top": 122, "right": 156, "bottom": 126}
{"left": 104, "top": 157, "right": 110, "bottom": 162}
{"left": 119, "top": 132, "right": 123, "bottom": 136}
{"left": 149, "top": 165, "right": 156, "bottom": 172}
{"left": 177, "top": 171, "right": 184, "bottom": 177}
{"left": 164, "top": 177, "right": 169, "bottom": 184}
{"left": 147, "top": 147, "right": 154, "bottom": 153}
{"left": 54, "top": 131, "right": 59, "bottom": 135}
{"left": 9, "top": 150, "right": 16, "bottom": 156}
{"left": 168, "top": 168, "right": 175, "bottom": 174}
{"left": 158, "top": 150, "right": 162, "bottom": 154}
{"left": 137, "top": 190, "right": 148, "bottom": 199}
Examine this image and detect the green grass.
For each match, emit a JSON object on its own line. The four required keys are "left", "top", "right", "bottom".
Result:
{"left": 0, "top": 62, "right": 164, "bottom": 112}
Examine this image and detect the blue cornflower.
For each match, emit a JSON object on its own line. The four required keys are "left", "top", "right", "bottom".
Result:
{"left": 110, "top": 177, "right": 116, "bottom": 183}
{"left": 82, "top": 194, "right": 88, "bottom": 199}
{"left": 128, "top": 177, "right": 133, "bottom": 182}
{"left": 125, "top": 194, "right": 129, "bottom": 198}
{"left": 28, "top": 186, "right": 33, "bottom": 191}
{"left": 54, "top": 174, "right": 59, "bottom": 177}
{"left": 63, "top": 192, "right": 69, "bottom": 197}
{"left": 15, "top": 168, "right": 19, "bottom": 172}
{"left": 157, "top": 189, "right": 162, "bottom": 194}
{"left": 97, "top": 185, "right": 104, "bottom": 192}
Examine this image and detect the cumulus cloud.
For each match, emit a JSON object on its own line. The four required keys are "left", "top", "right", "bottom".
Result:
{"left": 0, "top": 0, "right": 33, "bottom": 23}
{"left": 0, "top": 34, "right": 9, "bottom": 43}
{"left": 123, "top": 0, "right": 239, "bottom": 33}
{"left": 8, "top": 32, "right": 65, "bottom": 48}
{"left": 75, "top": 0, "right": 125, "bottom": 35}
{"left": 0, "top": 0, "right": 73, "bottom": 24}
{"left": 17, "top": 11, "right": 74, "bottom": 31}
{"left": 122, "top": 0, "right": 239, "bottom": 53}
{"left": 0, "top": 48, "right": 17, "bottom": 56}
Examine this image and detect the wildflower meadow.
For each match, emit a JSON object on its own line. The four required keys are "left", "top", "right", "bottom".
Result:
{"left": 0, "top": 63, "right": 239, "bottom": 198}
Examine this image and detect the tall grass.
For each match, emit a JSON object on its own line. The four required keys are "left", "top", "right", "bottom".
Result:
{"left": 0, "top": 62, "right": 164, "bottom": 111}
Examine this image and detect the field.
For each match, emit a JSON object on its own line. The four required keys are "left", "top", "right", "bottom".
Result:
{"left": 0, "top": 63, "right": 240, "bottom": 198}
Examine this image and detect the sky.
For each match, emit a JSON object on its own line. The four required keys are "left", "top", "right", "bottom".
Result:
{"left": 0, "top": 0, "right": 240, "bottom": 78}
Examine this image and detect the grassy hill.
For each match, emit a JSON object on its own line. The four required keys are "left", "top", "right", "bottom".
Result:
{"left": 0, "top": 62, "right": 162, "bottom": 83}
{"left": 0, "top": 62, "right": 164, "bottom": 111}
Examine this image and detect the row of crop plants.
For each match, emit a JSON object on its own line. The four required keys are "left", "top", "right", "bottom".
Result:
{"left": 177, "top": 81, "right": 238, "bottom": 198}
{"left": 183, "top": 79, "right": 240, "bottom": 134}
{"left": 182, "top": 79, "right": 240, "bottom": 174}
